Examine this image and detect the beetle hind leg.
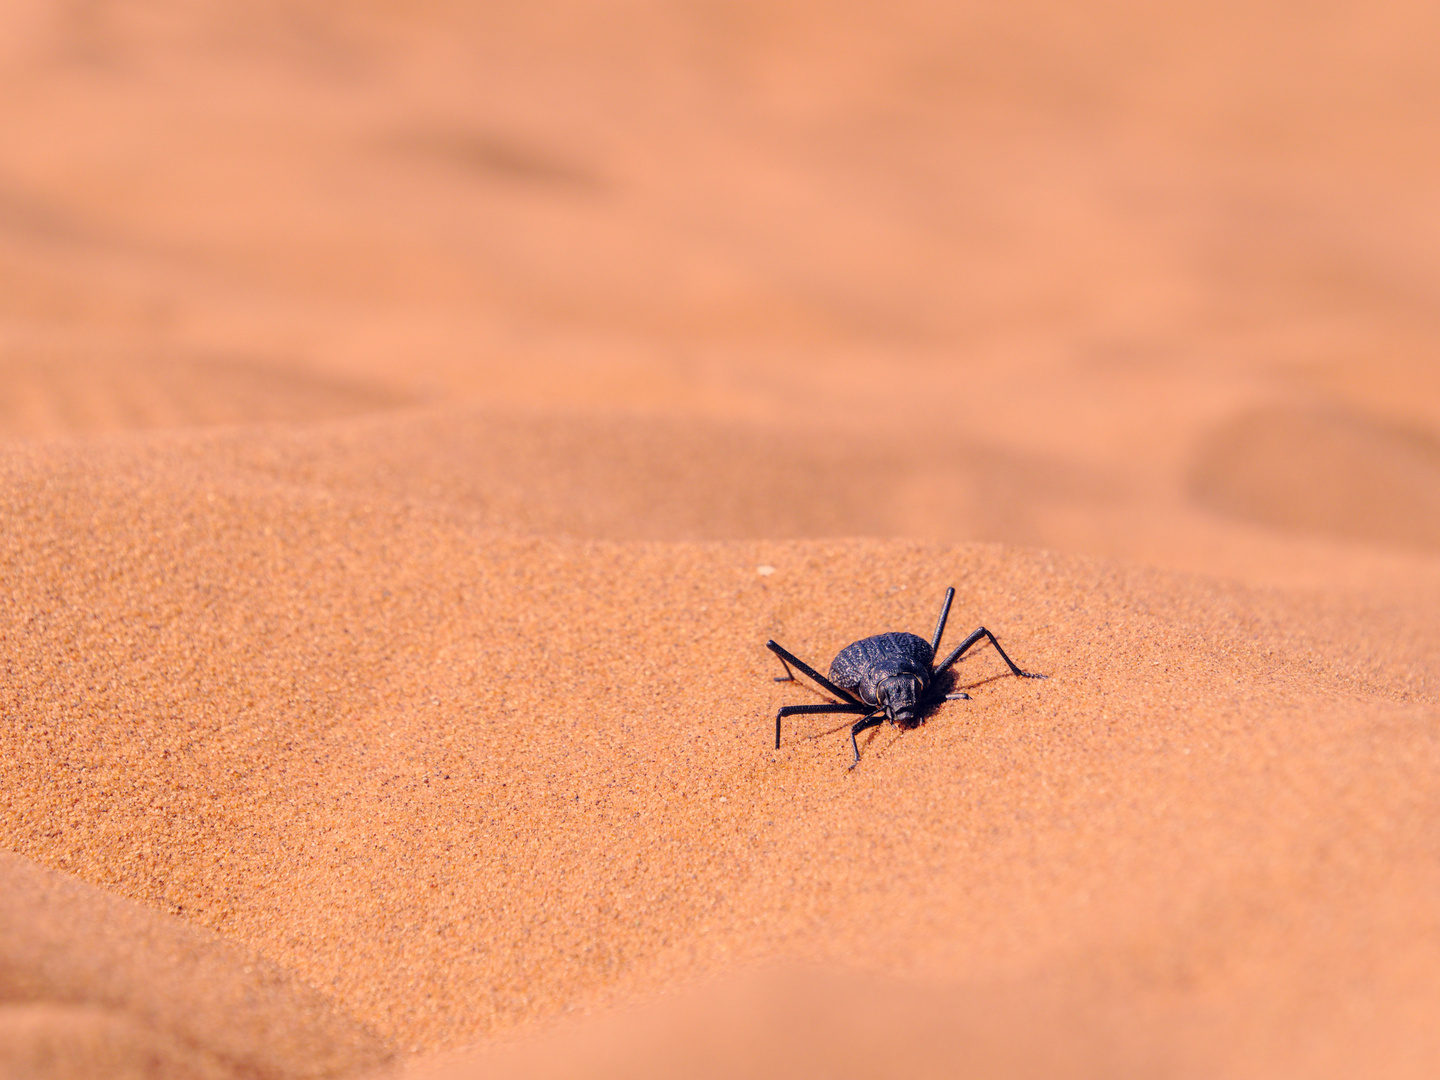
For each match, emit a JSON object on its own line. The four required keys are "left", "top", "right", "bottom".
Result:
{"left": 766, "top": 640, "right": 864, "bottom": 704}
{"left": 934, "top": 627, "right": 1046, "bottom": 681}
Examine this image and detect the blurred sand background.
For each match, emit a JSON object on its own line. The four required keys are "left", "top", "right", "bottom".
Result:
{"left": 1, "top": 1, "right": 1438, "bottom": 1077}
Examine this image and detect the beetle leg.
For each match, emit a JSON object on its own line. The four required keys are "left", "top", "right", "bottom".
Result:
{"left": 933, "top": 627, "right": 1046, "bottom": 681}
{"left": 772, "top": 653, "right": 796, "bottom": 682}
{"left": 848, "top": 713, "right": 886, "bottom": 769}
{"left": 775, "top": 702, "right": 874, "bottom": 749}
{"left": 929, "top": 586, "right": 956, "bottom": 654}
{"left": 765, "top": 640, "right": 864, "bottom": 705}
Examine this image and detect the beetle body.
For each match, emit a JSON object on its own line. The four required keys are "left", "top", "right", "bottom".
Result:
{"left": 767, "top": 586, "right": 1045, "bottom": 768}
{"left": 829, "top": 631, "right": 934, "bottom": 728}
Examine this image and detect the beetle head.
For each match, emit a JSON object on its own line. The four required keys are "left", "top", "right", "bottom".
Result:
{"left": 877, "top": 674, "right": 924, "bottom": 728}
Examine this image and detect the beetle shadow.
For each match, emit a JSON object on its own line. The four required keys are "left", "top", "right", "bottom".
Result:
{"left": 941, "top": 670, "right": 1017, "bottom": 696}
{"left": 775, "top": 678, "right": 843, "bottom": 705}
{"left": 800, "top": 718, "right": 867, "bottom": 743}
{"left": 858, "top": 724, "right": 903, "bottom": 763}
{"left": 798, "top": 715, "right": 897, "bottom": 766}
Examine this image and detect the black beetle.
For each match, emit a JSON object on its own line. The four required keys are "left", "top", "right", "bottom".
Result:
{"left": 767, "top": 587, "right": 1045, "bottom": 768}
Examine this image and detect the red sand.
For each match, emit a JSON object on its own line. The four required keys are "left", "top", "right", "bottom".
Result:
{"left": 2, "top": 3, "right": 1439, "bottom": 1078}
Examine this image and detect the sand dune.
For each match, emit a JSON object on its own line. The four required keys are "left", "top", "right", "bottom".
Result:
{"left": 1191, "top": 405, "right": 1440, "bottom": 551}
{"left": 3, "top": 430, "right": 1437, "bottom": 1070}
{"left": 3, "top": 1, "right": 1440, "bottom": 1078}
{"left": 0, "top": 854, "right": 392, "bottom": 1079}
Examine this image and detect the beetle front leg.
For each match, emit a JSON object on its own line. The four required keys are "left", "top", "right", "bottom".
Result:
{"left": 848, "top": 713, "right": 886, "bottom": 769}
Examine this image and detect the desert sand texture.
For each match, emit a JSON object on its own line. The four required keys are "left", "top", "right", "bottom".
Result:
{"left": 2, "top": 2, "right": 1440, "bottom": 1078}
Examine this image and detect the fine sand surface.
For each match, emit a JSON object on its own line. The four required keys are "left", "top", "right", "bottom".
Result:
{"left": 3, "top": 2, "right": 1440, "bottom": 1078}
